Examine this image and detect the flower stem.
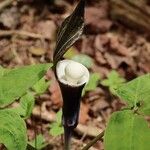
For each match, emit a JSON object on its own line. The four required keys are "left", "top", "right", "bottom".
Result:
{"left": 64, "top": 127, "right": 72, "bottom": 150}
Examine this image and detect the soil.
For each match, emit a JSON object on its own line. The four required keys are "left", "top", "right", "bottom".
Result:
{"left": 0, "top": 0, "right": 150, "bottom": 150}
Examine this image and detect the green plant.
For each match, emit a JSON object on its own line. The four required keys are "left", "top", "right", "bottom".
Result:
{"left": 49, "top": 109, "right": 64, "bottom": 136}
{"left": 104, "top": 73, "right": 150, "bottom": 150}
{"left": 64, "top": 48, "right": 94, "bottom": 69}
{"left": 101, "top": 70, "right": 125, "bottom": 94}
{"left": 15, "top": 92, "right": 35, "bottom": 119}
{"left": 28, "top": 134, "right": 47, "bottom": 150}
{"left": 0, "top": 109, "right": 27, "bottom": 150}
{"left": 82, "top": 73, "right": 101, "bottom": 95}
{"left": 0, "top": 63, "right": 52, "bottom": 150}
{"left": 71, "top": 54, "right": 93, "bottom": 68}
{"left": 14, "top": 76, "right": 51, "bottom": 119}
{"left": 64, "top": 50, "right": 98, "bottom": 96}
{"left": 82, "top": 73, "right": 150, "bottom": 150}
{"left": 53, "top": 0, "right": 86, "bottom": 150}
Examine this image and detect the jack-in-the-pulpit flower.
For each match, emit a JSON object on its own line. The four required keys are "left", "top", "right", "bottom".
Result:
{"left": 56, "top": 59, "right": 89, "bottom": 150}
{"left": 52, "top": 0, "right": 85, "bottom": 149}
{"left": 56, "top": 59, "right": 89, "bottom": 128}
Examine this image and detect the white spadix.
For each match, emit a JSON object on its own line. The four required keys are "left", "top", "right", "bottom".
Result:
{"left": 56, "top": 59, "right": 89, "bottom": 86}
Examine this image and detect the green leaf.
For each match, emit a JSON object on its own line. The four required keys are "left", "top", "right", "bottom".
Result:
{"left": 85, "top": 73, "right": 101, "bottom": 91}
{"left": 0, "top": 109, "right": 27, "bottom": 150}
{"left": 72, "top": 54, "right": 93, "bottom": 68}
{"left": 82, "top": 73, "right": 101, "bottom": 95}
{"left": 104, "top": 110, "right": 150, "bottom": 150}
{"left": 49, "top": 109, "right": 64, "bottom": 136}
{"left": 49, "top": 124, "right": 64, "bottom": 136}
{"left": 116, "top": 73, "right": 150, "bottom": 115}
{"left": 56, "top": 109, "right": 62, "bottom": 124}
{"left": 33, "top": 77, "right": 50, "bottom": 95}
{"left": 53, "top": 0, "right": 85, "bottom": 65}
{"left": 101, "top": 70, "right": 125, "bottom": 94}
{"left": 18, "top": 92, "right": 35, "bottom": 118}
{"left": 28, "top": 134, "right": 47, "bottom": 150}
{"left": 0, "top": 63, "right": 52, "bottom": 107}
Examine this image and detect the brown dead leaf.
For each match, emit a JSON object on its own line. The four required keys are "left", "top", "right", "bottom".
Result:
{"left": 29, "top": 47, "right": 46, "bottom": 56}
{"left": 79, "top": 102, "right": 90, "bottom": 124}
{"left": 104, "top": 53, "right": 135, "bottom": 69}
{"left": 32, "top": 105, "right": 56, "bottom": 122}
{"left": 35, "top": 20, "right": 57, "bottom": 40}
{"left": 2, "top": 49, "right": 14, "bottom": 62}
{"left": 94, "top": 34, "right": 109, "bottom": 52}
{"left": 109, "top": 34, "right": 132, "bottom": 56}
{"left": 137, "top": 42, "right": 150, "bottom": 72}
{"left": 81, "top": 36, "right": 95, "bottom": 56}
{"left": 92, "top": 98, "right": 109, "bottom": 113}
{"left": 75, "top": 124, "right": 103, "bottom": 137}
{"left": 85, "top": 6, "right": 112, "bottom": 34}
{"left": 0, "top": 7, "right": 20, "bottom": 29}
{"left": 92, "top": 64, "right": 109, "bottom": 77}
{"left": 95, "top": 50, "right": 106, "bottom": 65}
{"left": 49, "top": 81, "right": 63, "bottom": 108}
{"left": 100, "top": 108, "right": 112, "bottom": 122}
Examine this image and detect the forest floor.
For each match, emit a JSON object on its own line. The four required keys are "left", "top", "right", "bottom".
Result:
{"left": 0, "top": 0, "right": 150, "bottom": 149}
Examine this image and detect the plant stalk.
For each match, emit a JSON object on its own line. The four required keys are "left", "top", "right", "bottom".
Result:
{"left": 64, "top": 127, "right": 72, "bottom": 150}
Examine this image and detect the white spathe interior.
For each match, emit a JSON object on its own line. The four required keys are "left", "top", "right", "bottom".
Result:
{"left": 56, "top": 59, "right": 89, "bottom": 86}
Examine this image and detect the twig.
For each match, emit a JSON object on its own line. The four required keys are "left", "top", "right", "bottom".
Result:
{"left": 81, "top": 131, "right": 104, "bottom": 150}
{"left": 0, "top": 30, "right": 51, "bottom": 40}
{"left": 0, "top": 0, "right": 14, "bottom": 12}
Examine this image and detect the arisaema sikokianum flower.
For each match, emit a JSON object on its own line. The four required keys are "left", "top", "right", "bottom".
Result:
{"left": 52, "top": 0, "right": 89, "bottom": 149}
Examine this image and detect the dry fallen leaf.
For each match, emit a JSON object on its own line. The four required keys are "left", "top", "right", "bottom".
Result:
{"left": 85, "top": 5, "right": 112, "bottom": 34}
{"left": 29, "top": 47, "right": 47, "bottom": 56}
{"left": 49, "top": 81, "right": 63, "bottom": 108}
{"left": 35, "top": 20, "right": 57, "bottom": 40}
{"left": 75, "top": 124, "right": 103, "bottom": 137}
{"left": 92, "top": 98, "right": 109, "bottom": 113}
{"left": 79, "top": 102, "right": 90, "bottom": 124}
{"left": 0, "top": 7, "right": 20, "bottom": 29}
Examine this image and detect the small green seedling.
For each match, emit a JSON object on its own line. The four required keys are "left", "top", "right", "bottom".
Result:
{"left": 64, "top": 48, "right": 94, "bottom": 69}
{"left": 72, "top": 54, "right": 93, "bottom": 68}
{"left": 28, "top": 134, "right": 47, "bottom": 150}
{"left": 101, "top": 70, "right": 125, "bottom": 94}
{"left": 82, "top": 73, "right": 101, "bottom": 95}
{"left": 49, "top": 109, "right": 64, "bottom": 136}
